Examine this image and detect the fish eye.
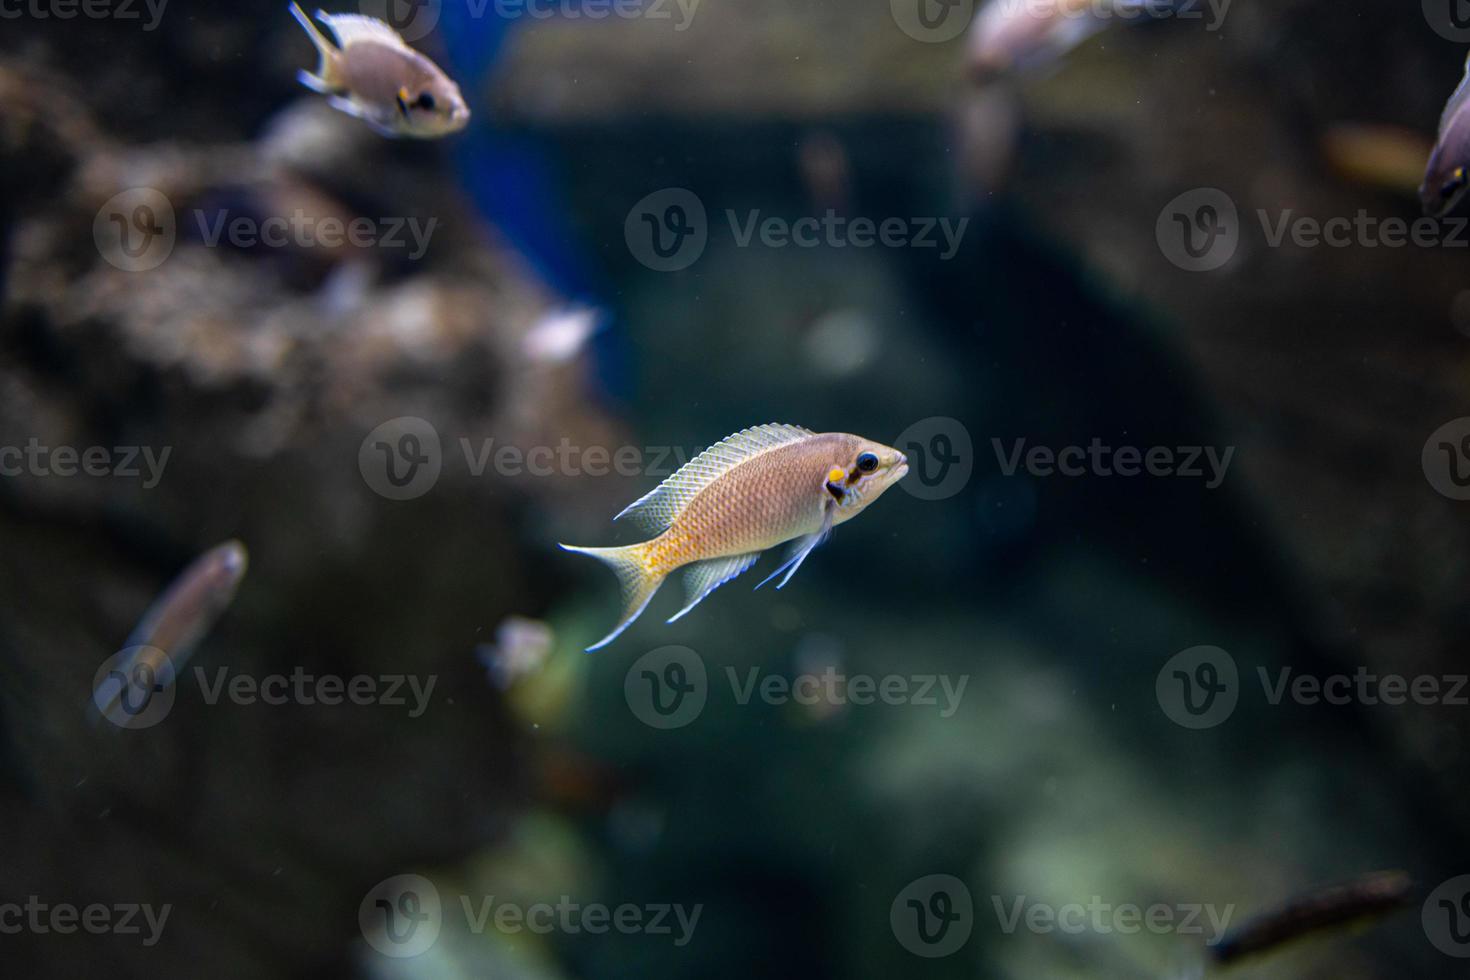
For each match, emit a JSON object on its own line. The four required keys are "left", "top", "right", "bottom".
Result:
{"left": 856, "top": 452, "right": 878, "bottom": 473}
{"left": 416, "top": 92, "right": 436, "bottom": 111}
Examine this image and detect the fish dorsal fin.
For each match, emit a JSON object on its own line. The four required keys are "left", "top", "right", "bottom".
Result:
{"left": 614, "top": 423, "right": 814, "bottom": 533}
{"left": 1443, "top": 55, "right": 1470, "bottom": 132}
{"left": 316, "top": 11, "right": 409, "bottom": 51}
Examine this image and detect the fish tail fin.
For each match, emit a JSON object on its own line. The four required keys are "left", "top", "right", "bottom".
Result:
{"left": 559, "top": 542, "right": 667, "bottom": 653}
{"left": 290, "top": 3, "right": 342, "bottom": 91}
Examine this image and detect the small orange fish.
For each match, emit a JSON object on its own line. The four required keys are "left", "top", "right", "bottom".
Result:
{"left": 561, "top": 424, "right": 908, "bottom": 651}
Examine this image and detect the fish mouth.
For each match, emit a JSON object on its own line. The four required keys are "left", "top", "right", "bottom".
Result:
{"left": 893, "top": 456, "right": 910, "bottom": 481}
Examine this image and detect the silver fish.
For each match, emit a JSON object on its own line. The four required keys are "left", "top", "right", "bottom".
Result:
{"left": 290, "top": 4, "right": 469, "bottom": 139}
{"left": 1422, "top": 52, "right": 1470, "bottom": 216}
{"left": 91, "top": 541, "right": 248, "bottom": 726}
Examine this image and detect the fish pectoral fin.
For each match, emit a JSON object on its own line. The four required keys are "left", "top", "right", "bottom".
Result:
{"left": 668, "top": 552, "right": 761, "bottom": 623}
{"left": 326, "top": 94, "right": 368, "bottom": 119}
{"left": 296, "top": 69, "right": 334, "bottom": 94}
{"left": 754, "top": 516, "right": 833, "bottom": 592}
{"left": 326, "top": 96, "right": 401, "bottom": 137}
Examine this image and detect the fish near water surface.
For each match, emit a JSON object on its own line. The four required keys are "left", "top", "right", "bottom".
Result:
{"left": 1422, "top": 52, "right": 1470, "bottom": 216}
{"left": 561, "top": 424, "right": 908, "bottom": 652}
{"left": 290, "top": 4, "right": 469, "bottom": 139}
{"left": 968, "top": 0, "right": 1230, "bottom": 79}
{"left": 970, "top": 0, "right": 1107, "bottom": 78}
{"left": 90, "top": 540, "right": 248, "bottom": 727}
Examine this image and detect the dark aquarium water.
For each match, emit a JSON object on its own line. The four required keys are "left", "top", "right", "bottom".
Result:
{"left": 2, "top": 1, "right": 1469, "bottom": 978}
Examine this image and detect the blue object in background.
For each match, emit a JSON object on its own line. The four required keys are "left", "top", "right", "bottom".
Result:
{"left": 438, "top": 2, "right": 603, "bottom": 305}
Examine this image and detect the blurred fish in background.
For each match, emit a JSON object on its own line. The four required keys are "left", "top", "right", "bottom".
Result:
{"left": 1421, "top": 52, "right": 1470, "bottom": 215}
{"left": 290, "top": 4, "right": 471, "bottom": 138}
{"left": 90, "top": 540, "right": 247, "bottom": 729}
{"left": 1322, "top": 123, "right": 1434, "bottom": 198}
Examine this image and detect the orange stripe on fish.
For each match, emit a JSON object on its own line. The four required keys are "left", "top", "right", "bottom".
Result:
{"left": 561, "top": 424, "right": 909, "bottom": 652}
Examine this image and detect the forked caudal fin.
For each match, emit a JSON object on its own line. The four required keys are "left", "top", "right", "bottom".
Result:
{"left": 559, "top": 542, "right": 666, "bottom": 652}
